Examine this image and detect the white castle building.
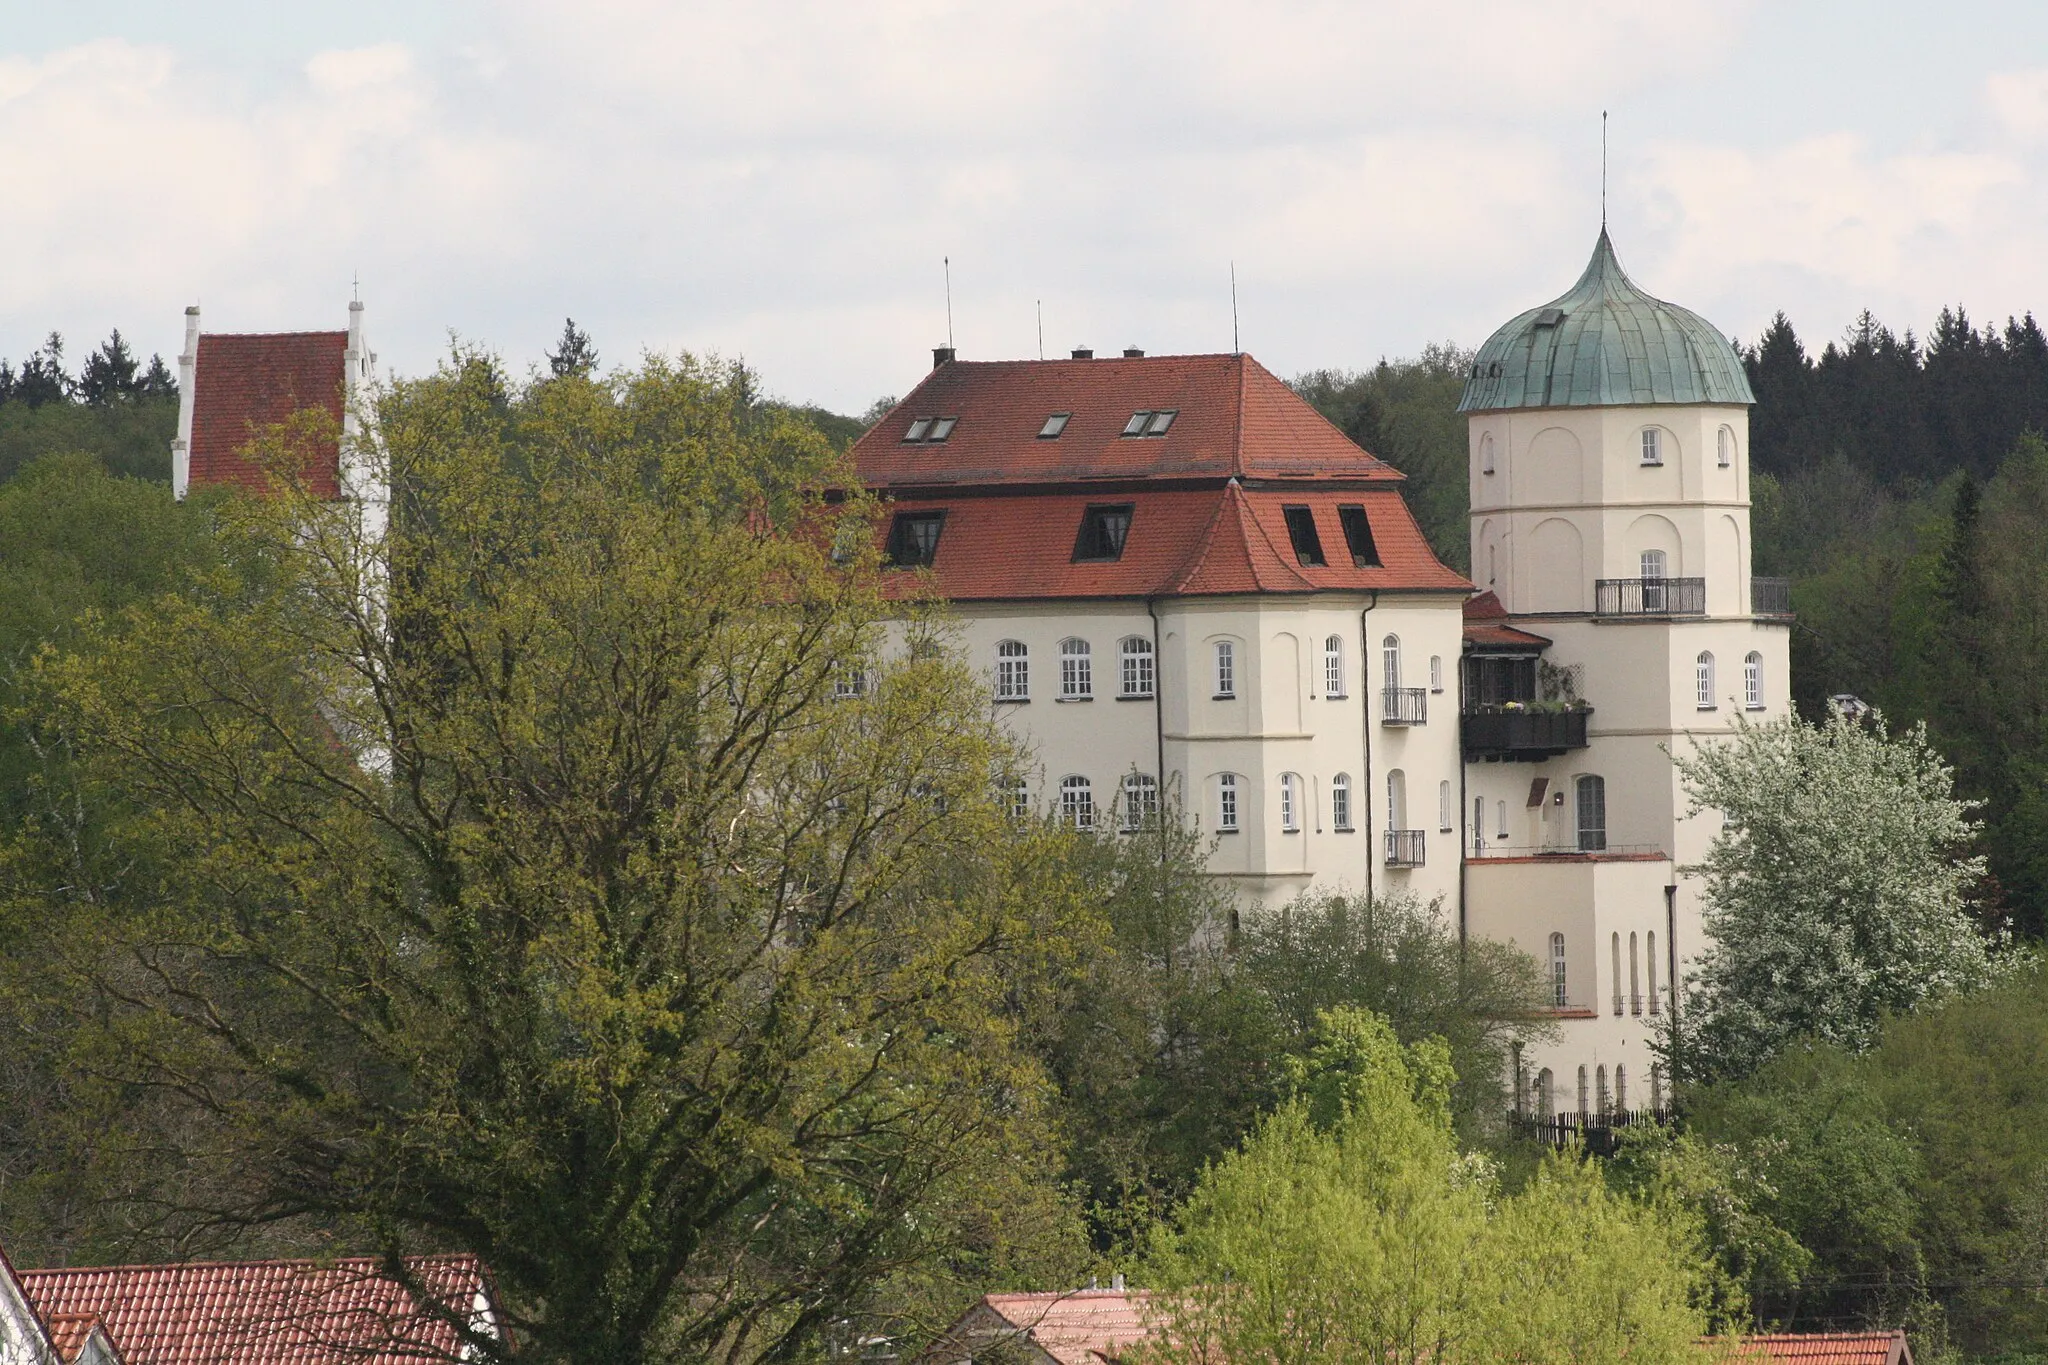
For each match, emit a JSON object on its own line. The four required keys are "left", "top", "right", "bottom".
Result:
{"left": 850, "top": 230, "right": 1791, "bottom": 1114}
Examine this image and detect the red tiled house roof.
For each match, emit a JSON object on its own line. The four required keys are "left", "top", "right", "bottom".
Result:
{"left": 1464, "top": 590, "right": 1552, "bottom": 650}
{"left": 44, "top": 1312, "right": 123, "bottom": 1365}
{"left": 1730, "top": 1332, "right": 1913, "bottom": 1365}
{"left": 189, "top": 332, "right": 348, "bottom": 496}
{"left": 922, "top": 1290, "right": 1157, "bottom": 1365}
{"left": 18, "top": 1256, "right": 496, "bottom": 1365}
{"left": 852, "top": 352, "right": 1469, "bottom": 602}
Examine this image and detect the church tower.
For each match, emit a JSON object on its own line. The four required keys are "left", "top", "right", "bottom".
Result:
{"left": 1455, "top": 229, "right": 1792, "bottom": 1118}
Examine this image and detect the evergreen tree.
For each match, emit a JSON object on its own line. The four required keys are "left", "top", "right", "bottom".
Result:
{"left": 136, "top": 353, "right": 177, "bottom": 401}
{"left": 12, "top": 334, "right": 69, "bottom": 408}
{"left": 75, "top": 329, "right": 141, "bottom": 405}
{"left": 546, "top": 316, "right": 598, "bottom": 378}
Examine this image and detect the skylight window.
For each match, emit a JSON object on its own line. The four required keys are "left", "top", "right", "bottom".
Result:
{"left": 903, "top": 418, "right": 932, "bottom": 442}
{"left": 901, "top": 417, "right": 958, "bottom": 443}
{"left": 1074, "top": 504, "right": 1134, "bottom": 562}
{"left": 1338, "top": 504, "right": 1380, "bottom": 567}
{"left": 1282, "top": 506, "right": 1326, "bottom": 567}
{"left": 928, "top": 416, "right": 958, "bottom": 441}
{"left": 1038, "top": 413, "right": 1071, "bottom": 439}
{"left": 1119, "top": 410, "right": 1178, "bottom": 438}
{"left": 885, "top": 510, "right": 946, "bottom": 567}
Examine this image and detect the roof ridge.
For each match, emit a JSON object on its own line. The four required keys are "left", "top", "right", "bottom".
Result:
{"left": 1231, "top": 355, "right": 1249, "bottom": 479}
{"left": 1162, "top": 486, "right": 1238, "bottom": 593}
{"left": 21, "top": 1255, "right": 480, "bottom": 1276}
{"left": 1239, "top": 487, "right": 1317, "bottom": 590}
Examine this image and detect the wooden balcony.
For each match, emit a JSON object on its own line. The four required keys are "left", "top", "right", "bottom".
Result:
{"left": 1461, "top": 706, "right": 1591, "bottom": 762}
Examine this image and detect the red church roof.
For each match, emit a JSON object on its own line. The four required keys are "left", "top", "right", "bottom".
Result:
{"left": 854, "top": 353, "right": 1399, "bottom": 489}
{"left": 18, "top": 1256, "right": 494, "bottom": 1365}
{"left": 188, "top": 332, "right": 348, "bottom": 496}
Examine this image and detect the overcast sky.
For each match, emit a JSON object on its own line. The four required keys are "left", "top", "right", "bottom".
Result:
{"left": 4, "top": 1, "right": 2048, "bottom": 413}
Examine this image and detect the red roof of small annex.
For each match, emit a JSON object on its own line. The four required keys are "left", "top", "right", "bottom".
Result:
{"left": 18, "top": 1256, "right": 491, "bottom": 1365}
{"left": 1730, "top": 1333, "right": 1912, "bottom": 1365}
{"left": 189, "top": 332, "right": 348, "bottom": 497}
{"left": 1463, "top": 590, "right": 1552, "bottom": 649}
{"left": 43, "top": 1313, "right": 115, "bottom": 1364}
{"left": 853, "top": 353, "right": 1399, "bottom": 489}
{"left": 974, "top": 1290, "right": 1155, "bottom": 1365}
{"left": 877, "top": 484, "right": 1470, "bottom": 601}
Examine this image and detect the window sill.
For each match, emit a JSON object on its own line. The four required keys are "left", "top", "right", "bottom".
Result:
{"left": 1213, "top": 693, "right": 1236, "bottom": 701}
{"left": 994, "top": 697, "right": 1030, "bottom": 705}
{"left": 1116, "top": 693, "right": 1156, "bottom": 702}
{"left": 1217, "top": 828, "right": 1239, "bottom": 836}
{"left": 1056, "top": 696, "right": 1094, "bottom": 703}
{"left": 1327, "top": 693, "right": 1348, "bottom": 701}
{"left": 1697, "top": 704, "right": 1717, "bottom": 712}
{"left": 1332, "top": 826, "right": 1354, "bottom": 834}
{"left": 1281, "top": 828, "right": 1300, "bottom": 835}
{"left": 1745, "top": 704, "right": 1766, "bottom": 712}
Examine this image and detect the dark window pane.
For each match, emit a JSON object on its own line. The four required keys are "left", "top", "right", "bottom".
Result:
{"left": 1073, "top": 504, "right": 1135, "bottom": 562}
{"left": 1121, "top": 411, "right": 1152, "bottom": 436}
{"left": 1338, "top": 504, "right": 1379, "bottom": 567}
{"left": 928, "top": 416, "right": 957, "bottom": 441}
{"left": 1282, "top": 506, "right": 1326, "bottom": 566}
{"left": 886, "top": 511, "right": 946, "bottom": 567}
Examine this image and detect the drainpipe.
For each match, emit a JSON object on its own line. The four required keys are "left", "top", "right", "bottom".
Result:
{"left": 1457, "top": 657, "right": 1469, "bottom": 954}
{"left": 1360, "top": 592, "right": 1379, "bottom": 913}
{"left": 1146, "top": 597, "right": 1169, "bottom": 866}
{"left": 1665, "top": 882, "right": 1680, "bottom": 1082}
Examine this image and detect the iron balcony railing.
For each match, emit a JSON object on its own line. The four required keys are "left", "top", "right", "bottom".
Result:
{"left": 1594, "top": 576, "right": 1706, "bottom": 616}
{"left": 1510, "top": 1107, "right": 1673, "bottom": 1155}
{"left": 1461, "top": 707, "right": 1590, "bottom": 760}
{"left": 1752, "top": 576, "right": 1794, "bottom": 616}
{"left": 1381, "top": 686, "right": 1428, "bottom": 726}
{"left": 1384, "top": 828, "right": 1426, "bottom": 867}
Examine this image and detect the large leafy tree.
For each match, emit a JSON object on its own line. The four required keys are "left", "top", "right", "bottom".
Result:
{"left": 1671, "top": 710, "right": 1999, "bottom": 1080}
{"left": 1142, "top": 1009, "right": 1726, "bottom": 1365}
{"left": 2, "top": 353, "right": 1095, "bottom": 1365}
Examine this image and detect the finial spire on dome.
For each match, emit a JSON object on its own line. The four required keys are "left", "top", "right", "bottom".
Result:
{"left": 1601, "top": 110, "right": 1607, "bottom": 228}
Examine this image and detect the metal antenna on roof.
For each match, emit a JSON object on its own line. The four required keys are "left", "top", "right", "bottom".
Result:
{"left": 1601, "top": 111, "right": 1608, "bottom": 228}
{"left": 1230, "top": 262, "right": 1240, "bottom": 355}
{"left": 944, "top": 256, "right": 955, "bottom": 352}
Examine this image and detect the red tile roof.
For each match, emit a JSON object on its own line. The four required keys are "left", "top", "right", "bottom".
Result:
{"left": 877, "top": 485, "right": 1469, "bottom": 601}
{"left": 18, "top": 1257, "right": 493, "bottom": 1365}
{"left": 43, "top": 1312, "right": 117, "bottom": 1364}
{"left": 957, "top": 1290, "right": 1156, "bottom": 1365}
{"left": 1463, "top": 590, "right": 1552, "bottom": 649}
{"left": 1730, "top": 1333, "right": 1912, "bottom": 1365}
{"left": 189, "top": 332, "right": 348, "bottom": 497}
{"left": 853, "top": 353, "right": 1399, "bottom": 488}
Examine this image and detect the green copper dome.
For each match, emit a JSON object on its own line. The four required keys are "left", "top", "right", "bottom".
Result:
{"left": 1457, "top": 229, "right": 1754, "bottom": 413}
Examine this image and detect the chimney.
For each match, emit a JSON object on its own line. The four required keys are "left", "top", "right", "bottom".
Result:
{"left": 172, "top": 305, "right": 200, "bottom": 500}
{"left": 1122, "top": 347, "right": 1144, "bottom": 358}
{"left": 931, "top": 345, "right": 955, "bottom": 368}
{"left": 1111, "top": 1273, "right": 1126, "bottom": 1292}
{"left": 1071, "top": 347, "right": 1094, "bottom": 360}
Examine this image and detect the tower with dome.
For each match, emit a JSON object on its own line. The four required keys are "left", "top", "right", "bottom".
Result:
{"left": 1456, "top": 228, "right": 1793, "bottom": 1119}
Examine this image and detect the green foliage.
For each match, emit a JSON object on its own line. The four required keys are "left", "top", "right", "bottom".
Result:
{"left": 1686, "top": 963, "right": 2048, "bottom": 1352}
{"left": 0, "top": 353, "right": 1099, "bottom": 1365}
{"left": 1143, "top": 1008, "right": 1727, "bottom": 1365}
{"left": 1236, "top": 889, "right": 1553, "bottom": 1140}
{"left": 1292, "top": 346, "right": 1473, "bottom": 571}
{"left": 1672, "top": 710, "right": 1999, "bottom": 1079}
{"left": 0, "top": 391, "right": 177, "bottom": 483}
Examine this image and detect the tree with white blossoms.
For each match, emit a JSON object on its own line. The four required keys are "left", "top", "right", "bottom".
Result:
{"left": 1671, "top": 709, "right": 2001, "bottom": 1082}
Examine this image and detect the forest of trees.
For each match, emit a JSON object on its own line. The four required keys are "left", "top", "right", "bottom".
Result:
{"left": 0, "top": 330, "right": 179, "bottom": 484}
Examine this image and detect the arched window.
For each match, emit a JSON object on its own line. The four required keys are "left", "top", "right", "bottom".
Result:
{"left": 1217, "top": 773, "right": 1240, "bottom": 832}
{"left": 1648, "top": 930, "right": 1661, "bottom": 1015}
{"left": 1386, "top": 769, "right": 1407, "bottom": 830}
{"left": 1640, "top": 428, "right": 1663, "bottom": 466}
{"left": 1480, "top": 431, "right": 1496, "bottom": 475}
{"left": 1002, "top": 775, "right": 1029, "bottom": 820}
{"left": 1324, "top": 635, "right": 1345, "bottom": 698}
{"left": 1213, "top": 640, "right": 1236, "bottom": 698}
{"left": 834, "top": 660, "right": 868, "bottom": 699}
{"left": 1577, "top": 775, "right": 1607, "bottom": 852}
{"left": 1534, "top": 1067, "right": 1554, "bottom": 1119}
{"left": 1640, "top": 548, "right": 1668, "bottom": 611}
{"left": 995, "top": 640, "right": 1029, "bottom": 700}
{"left": 1429, "top": 654, "right": 1443, "bottom": 692}
{"left": 1629, "top": 931, "right": 1642, "bottom": 1015}
{"left": 1696, "top": 651, "right": 1716, "bottom": 709}
{"left": 1059, "top": 776, "right": 1094, "bottom": 829}
{"left": 1119, "top": 636, "right": 1155, "bottom": 698}
{"left": 1577, "top": 1065, "right": 1590, "bottom": 1119}
{"left": 1381, "top": 634, "right": 1402, "bottom": 691}
{"left": 1745, "top": 651, "right": 1764, "bottom": 709}
{"left": 1616, "top": 1064, "right": 1629, "bottom": 1113}
{"left": 1610, "top": 932, "right": 1623, "bottom": 1016}
{"left": 1438, "top": 779, "right": 1452, "bottom": 832}
{"left": 1496, "top": 799, "right": 1508, "bottom": 840}
{"left": 1279, "top": 774, "right": 1300, "bottom": 832}
{"left": 1059, "top": 639, "right": 1092, "bottom": 699}
{"left": 1121, "top": 773, "right": 1158, "bottom": 831}
{"left": 1550, "top": 931, "right": 1567, "bottom": 1007}
{"left": 1718, "top": 425, "right": 1735, "bottom": 468}
{"left": 1331, "top": 773, "right": 1352, "bottom": 831}
{"left": 1596, "top": 1064, "right": 1611, "bottom": 1114}
{"left": 1473, "top": 797, "right": 1486, "bottom": 853}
